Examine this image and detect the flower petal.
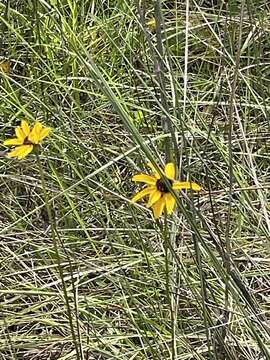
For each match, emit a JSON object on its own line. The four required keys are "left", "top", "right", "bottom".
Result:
{"left": 132, "top": 174, "right": 157, "bottom": 185}
{"left": 147, "top": 190, "right": 162, "bottom": 208}
{"left": 152, "top": 197, "right": 165, "bottom": 219}
{"left": 131, "top": 186, "right": 155, "bottom": 203}
{"left": 17, "top": 145, "right": 33, "bottom": 159}
{"left": 164, "top": 163, "right": 175, "bottom": 180}
{"left": 21, "top": 120, "right": 30, "bottom": 137}
{"left": 3, "top": 138, "right": 24, "bottom": 146}
{"left": 38, "top": 127, "right": 51, "bottom": 141}
{"left": 7, "top": 147, "right": 21, "bottom": 158}
{"left": 7, "top": 145, "right": 33, "bottom": 159}
{"left": 15, "top": 126, "right": 26, "bottom": 142}
{"left": 164, "top": 193, "right": 176, "bottom": 215}
{"left": 146, "top": 162, "right": 161, "bottom": 179}
{"left": 173, "top": 181, "right": 202, "bottom": 191}
{"left": 28, "top": 122, "right": 43, "bottom": 144}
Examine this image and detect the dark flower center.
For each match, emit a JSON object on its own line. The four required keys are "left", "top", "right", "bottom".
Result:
{"left": 156, "top": 178, "right": 173, "bottom": 193}
{"left": 23, "top": 137, "right": 32, "bottom": 145}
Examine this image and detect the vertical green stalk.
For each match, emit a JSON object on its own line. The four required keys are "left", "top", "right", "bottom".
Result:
{"left": 154, "top": 0, "right": 179, "bottom": 165}
{"left": 192, "top": 234, "right": 213, "bottom": 359}
{"left": 136, "top": 0, "right": 178, "bottom": 164}
{"left": 36, "top": 153, "right": 82, "bottom": 360}
{"left": 163, "top": 214, "right": 176, "bottom": 360}
{"left": 154, "top": 0, "right": 170, "bottom": 162}
{"left": 224, "top": 2, "right": 245, "bottom": 355}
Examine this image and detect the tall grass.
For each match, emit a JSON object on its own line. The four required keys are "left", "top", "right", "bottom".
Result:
{"left": 0, "top": 1, "right": 270, "bottom": 359}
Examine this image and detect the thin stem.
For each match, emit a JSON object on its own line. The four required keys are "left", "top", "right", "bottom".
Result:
{"left": 36, "top": 153, "right": 82, "bottom": 360}
{"left": 163, "top": 214, "right": 176, "bottom": 360}
{"left": 136, "top": 0, "right": 179, "bottom": 164}
{"left": 221, "top": 3, "right": 245, "bottom": 358}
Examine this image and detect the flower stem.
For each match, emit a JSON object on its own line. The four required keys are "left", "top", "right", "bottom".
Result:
{"left": 163, "top": 213, "right": 177, "bottom": 360}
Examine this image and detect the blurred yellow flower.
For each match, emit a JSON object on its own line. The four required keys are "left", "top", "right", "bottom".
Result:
{"left": 132, "top": 162, "right": 202, "bottom": 219}
{"left": 146, "top": 18, "right": 156, "bottom": 30}
{"left": 0, "top": 60, "right": 10, "bottom": 73}
{"left": 3, "top": 120, "right": 51, "bottom": 159}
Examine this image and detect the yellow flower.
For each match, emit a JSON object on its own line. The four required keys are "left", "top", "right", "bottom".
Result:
{"left": 3, "top": 120, "right": 51, "bottom": 159}
{"left": 0, "top": 61, "right": 10, "bottom": 73}
{"left": 146, "top": 18, "right": 156, "bottom": 30}
{"left": 131, "top": 162, "right": 202, "bottom": 219}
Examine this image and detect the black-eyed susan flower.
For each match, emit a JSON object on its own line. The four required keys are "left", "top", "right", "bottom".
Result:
{"left": 3, "top": 120, "right": 51, "bottom": 159}
{"left": 131, "top": 162, "right": 202, "bottom": 219}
